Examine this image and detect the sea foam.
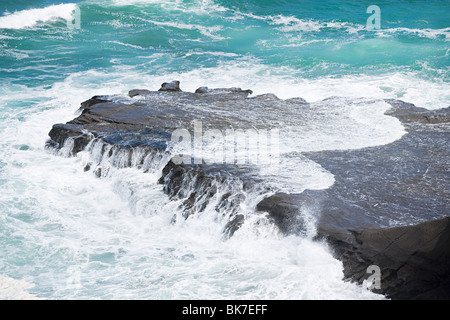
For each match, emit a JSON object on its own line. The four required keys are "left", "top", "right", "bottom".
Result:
{"left": 0, "top": 4, "right": 77, "bottom": 29}
{"left": 0, "top": 276, "right": 39, "bottom": 300}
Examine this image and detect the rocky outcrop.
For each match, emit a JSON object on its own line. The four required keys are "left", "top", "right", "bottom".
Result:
{"left": 385, "top": 99, "right": 450, "bottom": 125}
{"left": 258, "top": 192, "right": 450, "bottom": 299}
{"left": 257, "top": 101, "right": 450, "bottom": 299}
{"left": 323, "top": 216, "right": 450, "bottom": 300}
{"left": 158, "top": 159, "right": 266, "bottom": 235}
{"left": 46, "top": 81, "right": 450, "bottom": 299}
{"left": 46, "top": 82, "right": 270, "bottom": 237}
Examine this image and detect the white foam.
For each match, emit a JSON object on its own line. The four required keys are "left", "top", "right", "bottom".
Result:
{"left": 259, "top": 155, "right": 336, "bottom": 194}
{"left": 107, "top": 0, "right": 229, "bottom": 14}
{"left": 109, "top": 0, "right": 171, "bottom": 5}
{"left": 140, "top": 58, "right": 448, "bottom": 110}
{"left": 269, "top": 15, "right": 323, "bottom": 33}
{"left": 235, "top": 11, "right": 365, "bottom": 34}
{"left": 293, "top": 98, "right": 406, "bottom": 152}
{"left": 379, "top": 27, "right": 450, "bottom": 40}
{"left": 234, "top": 10, "right": 449, "bottom": 40}
{"left": 104, "top": 40, "right": 146, "bottom": 50}
{"left": 0, "top": 275, "right": 39, "bottom": 300}
{"left": 185, "top": 51, "right": 240, "bottom": 57}
{"left": 0, "top": 46, "right": 29, "bottom": 60}
{"left": 138, "top": 17, "right": 226, "bottom": 40}
{"left": 0, "top": 4, "right": 77, "bottom": 29}
{"left": 280, "top": 39, "right": 335, "bottom": 48}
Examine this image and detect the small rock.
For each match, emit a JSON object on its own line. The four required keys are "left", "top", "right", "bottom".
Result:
{"left": 84, "top": 163, "right": 91, "bottom": 172}
{"left": 224, "top": 214, "right": 245, "bottom": 237}
{"left": 195, "top": 86, "right": 209, "bottom": 94}
{"left": 128, "top": 89, "right": 151, "bottom": 98}
{"left": 252, "top": 93, "right": 279, "bottom": 100}
{"left": 285, "top": 97, "right": 307, "bottom": 104}
{"left": 194, "top": 87, "right": 253, "bottom": 97}
{"left": 159, "top": 80, "right": 181, "bottom": 92}
{"left": 79, "top": 96, "right": 111, "bottom": 111}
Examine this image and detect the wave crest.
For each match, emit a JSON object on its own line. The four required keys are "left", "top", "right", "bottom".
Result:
{"left": 0, "top": 4, "right": 77, "bottom": 30}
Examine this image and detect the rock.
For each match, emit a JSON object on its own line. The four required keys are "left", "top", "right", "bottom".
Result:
{"left": 195, "top": 86, "right": 209, "bottom": 94}
{"left": 256, "top": 101, "right": 450, "bottom": 299}
{"left": 158, "top": 159, "right": 266, "bottom": 234}
{"left": 258, "top": 190, "right": 450, "bottom": 299}
{"left": 46, "top": 86, "right": 450, "bottom": 299}
{"left": 194, "top": 86, "right": 253, "bottom": 96}
{"left": 224, "top": 214, "right": 245, "bottom": 237}
{"left": 47, "top": 123, "right": 92, "bottom": 156}
{"left": 252, "top": 93, "right": 279, "bottom": 100}
{"left": 159, "top": 80, "right": 181, "bottom": 92}
{"left": 385, "top": 99, "right": 450, "bottom": 125}
{"left": 78, "top": 96, "right": 111, "bottom": 112}
{"left": 320, "top": 216, "right": 450, "bottom": 300}
{"left": 256, "top": 193, "right": 309, "bottom": 235}
{"left": 285, "top": 97, "right": 308, "bottom": 104}
{"left": 128, "top": 89, "right": 151, "bottom": 98}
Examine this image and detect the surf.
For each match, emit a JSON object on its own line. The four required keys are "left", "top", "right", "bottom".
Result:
{"left": 0, "top": 3, "right": 78, "bottom": 30}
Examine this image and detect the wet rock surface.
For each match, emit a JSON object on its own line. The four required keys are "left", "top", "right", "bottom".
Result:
{"left": 47, "top": 82, "right": 273, "bottom": 238}
{"left": 258, "top": 100, "right": 450, "bottom": 299}
{"left": 326, "top": 216, "right": 450, "bottom": 300}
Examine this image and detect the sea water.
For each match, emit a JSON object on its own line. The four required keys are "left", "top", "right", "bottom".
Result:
{"left": 0, "top": 0, "right": 448, "bottom": 299}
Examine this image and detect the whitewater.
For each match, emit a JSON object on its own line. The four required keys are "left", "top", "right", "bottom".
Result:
{"left": 0, "top": 0, "right": 448, "bottom": 300}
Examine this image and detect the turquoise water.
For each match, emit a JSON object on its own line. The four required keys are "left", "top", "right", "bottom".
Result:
{"left": 0, "top": 0, "right": 448, "bottom": 299}
{"left": 1, "top": 1, "right": 449, "bottom": 89}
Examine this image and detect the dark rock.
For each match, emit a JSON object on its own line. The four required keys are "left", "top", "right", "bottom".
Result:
{"left": 84, "top": 163, "right": 91, "bottom": 172}
{"left": 320, "top": 216, "right": 450, "bottom": 300}
{"left": 252, "top": 93, "right": 279, "bottom": 100}
{"left": 94, "top": 167, "right": 102, "bottom": 178}
{"left": 257, "top": 193, "right": 308, "bottom": 235}
{"left": 128, "top": 89, "right": 152, "bottom": 98}
{"left": 78, "top": 96, "right": 111, "bottom": 112}
{"left": 158, "top": 159, "right": 266, "bottom": 232}
{"left": 259, "top": 190, "right": 450, "bottom": 299}
{"left": 47, "top": 123, "right": 93, "bottom": 156}
{"left": 195, "top": 86, "right": 253, "bottom": 96}
{"left": 256, "top": 102, "right": 450, "bottom": 299}
{"left": 285, "top": 97, "right": 308, "bottom": 104}
{"left": 385, "top": 99, "right": 450, "bottom": 125}
{"left": 159, "top": 80, "right": 181, "bottom": 92}
{"left": 224, "top": 214, "right": 245, "bottom": 237}
{"left": 195, "top": 86, "right": 209, "bottom": 94}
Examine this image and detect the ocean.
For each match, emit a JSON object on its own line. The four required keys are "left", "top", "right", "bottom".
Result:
{"left": 0, "top": 0, "right": 448, "bottom": 300}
